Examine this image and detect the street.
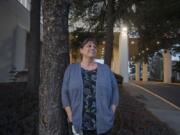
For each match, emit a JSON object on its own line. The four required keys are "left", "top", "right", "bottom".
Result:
{"left": 123, "top": 81, "right": 180, "bottom": 135}
{"left": 131, "top": 81, "right": 180, "bottom": 107}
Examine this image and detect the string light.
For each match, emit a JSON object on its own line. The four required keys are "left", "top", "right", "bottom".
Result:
{"left": 131, "top": 41, "right": 135, "bottom": 45}
{"left": 156, "top": 41, "right": 160, "bottom": 45}
{"left": 102, "top": 41, "right": 106, "bottom": 45}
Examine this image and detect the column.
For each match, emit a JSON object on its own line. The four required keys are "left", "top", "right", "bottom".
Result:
{"left": 119, "top": 27, "right": 129, "bottom": 83}
{"left": 111, "top": 46, "right": 119, "bottom": 74}
{"left": 163, "top": 49, "right": 172, "bottom": 83}
{"left": 135, "top": 62, "right": 140, "bottom": 81}
{"left": 142, "top": 62, "right": 148, "bottom": 81}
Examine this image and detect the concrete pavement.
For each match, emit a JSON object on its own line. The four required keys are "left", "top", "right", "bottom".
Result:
{"left": 132, "top": 81, "right": 180, "bottom": 107}
{"left": 122, "top": 82, "right": 180, "bottom": 135}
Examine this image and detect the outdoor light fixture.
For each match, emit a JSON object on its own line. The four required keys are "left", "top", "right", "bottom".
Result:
{"left": 139, "top": 53, "right": 141, "bottom": 56}
{"left": 146, "top": 48, "right": 149, "bottom": 51}
{"left": 142, "top": 50, "right": 145, "bottom": 53}
{"left": 122, "top": 27, "right": 128, "bottom": 32}
{"left": 101, "top": 47, "right": 104, "bottom": 54}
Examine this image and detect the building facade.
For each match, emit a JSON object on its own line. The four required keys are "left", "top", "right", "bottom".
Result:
{"left": 0, "top": 0, "right": 30, "bottom": 82}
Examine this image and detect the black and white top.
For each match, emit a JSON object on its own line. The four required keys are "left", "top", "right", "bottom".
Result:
{"left": 62, "top": 63, "right": 119, "bottom": 134}
{"left": 81, "top": 67, "right": 97, "bottom": 131}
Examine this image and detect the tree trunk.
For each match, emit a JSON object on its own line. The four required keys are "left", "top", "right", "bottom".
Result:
{"left": 39, "top": 0, "right": 70, "bottom": 135}
{"left": 27, "top": 1, "right": 41, "bottom": 133}
{"left": 104, "top": 0, "right": 115, "bottom": 67}
{"left": 27, "top": 0, "right": 41, "bottom": 92}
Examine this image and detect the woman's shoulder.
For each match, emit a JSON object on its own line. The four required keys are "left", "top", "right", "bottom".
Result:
{"left": 65, "top": 63, "right": 80, "bottom": 71}
{"left": 97, "top": 62, "right": 110, "bottom": 70}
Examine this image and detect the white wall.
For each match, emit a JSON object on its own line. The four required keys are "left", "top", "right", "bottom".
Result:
{"left": 17, "top": 0, "right": 31, "bottom": 10}
{"left": 0, "top": 0, "right": 29, "bottom": 82}
{"left": 14, "top": 26, "right": 27, "bottom": 71}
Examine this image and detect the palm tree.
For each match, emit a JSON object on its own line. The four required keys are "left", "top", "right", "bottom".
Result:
{"left": 39, "top": 0, "right": 71, "bottom": 135}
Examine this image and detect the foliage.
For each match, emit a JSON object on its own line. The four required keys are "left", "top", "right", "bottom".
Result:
{"left": 127, "top": 0, "right": 180, "bottom": 62}
{"left": 173, "top": 61, "right": 180, "bottom": 73}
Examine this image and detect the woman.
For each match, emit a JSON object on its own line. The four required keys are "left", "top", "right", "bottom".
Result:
{"left": 61, "top": 38, "right": 119, "bottom": 135}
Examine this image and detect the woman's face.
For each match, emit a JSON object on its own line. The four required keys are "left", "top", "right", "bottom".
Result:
{"left": 80, "top": 41, "right": 97, "bottom": 59}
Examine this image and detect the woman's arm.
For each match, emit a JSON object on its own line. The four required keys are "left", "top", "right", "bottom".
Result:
{"left": 109, "top": 69, "right": 120, "bottom": 111}
{"left": 61, "top": 66, "right": 72, "bottom": 121}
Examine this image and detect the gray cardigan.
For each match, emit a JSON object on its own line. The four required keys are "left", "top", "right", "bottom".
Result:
{"left": 61, "top": 63, "right": 120, "bottom": 134}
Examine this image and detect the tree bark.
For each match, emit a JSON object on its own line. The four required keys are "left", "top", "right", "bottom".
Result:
{"left": 27, "top": 0, "right": 41, "bottom": 93}
{"left": 104, "top": 0, "right": 115, "bottom": 67}
{"left": 39, "top": 0, "right": 70, "bottom": 135}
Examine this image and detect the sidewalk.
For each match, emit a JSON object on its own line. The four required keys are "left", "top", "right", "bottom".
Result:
{"left": 123, "top": 83, "right": 180, "bottom": 135}
{"left": 133, "top": 80, "right": 180, "bottom": 86}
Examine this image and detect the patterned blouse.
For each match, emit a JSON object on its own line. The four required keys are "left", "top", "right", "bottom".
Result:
{"left": 81, "top": 67, "right": 97, "bottom": 131}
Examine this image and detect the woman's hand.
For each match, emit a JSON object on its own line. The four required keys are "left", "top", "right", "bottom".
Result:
{"left": 65, "top": 106, "right": 72, "bottom": 122}
{"left": 67, "top": 114, "right": 72, "bottom": 123}
{"left": 111, "top": 105, "right": 116, "bottom": 113}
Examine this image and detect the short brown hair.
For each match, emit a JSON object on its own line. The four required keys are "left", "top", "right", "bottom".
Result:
{"left": 80, "top": 38, "right": 97, "bottom": 48}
